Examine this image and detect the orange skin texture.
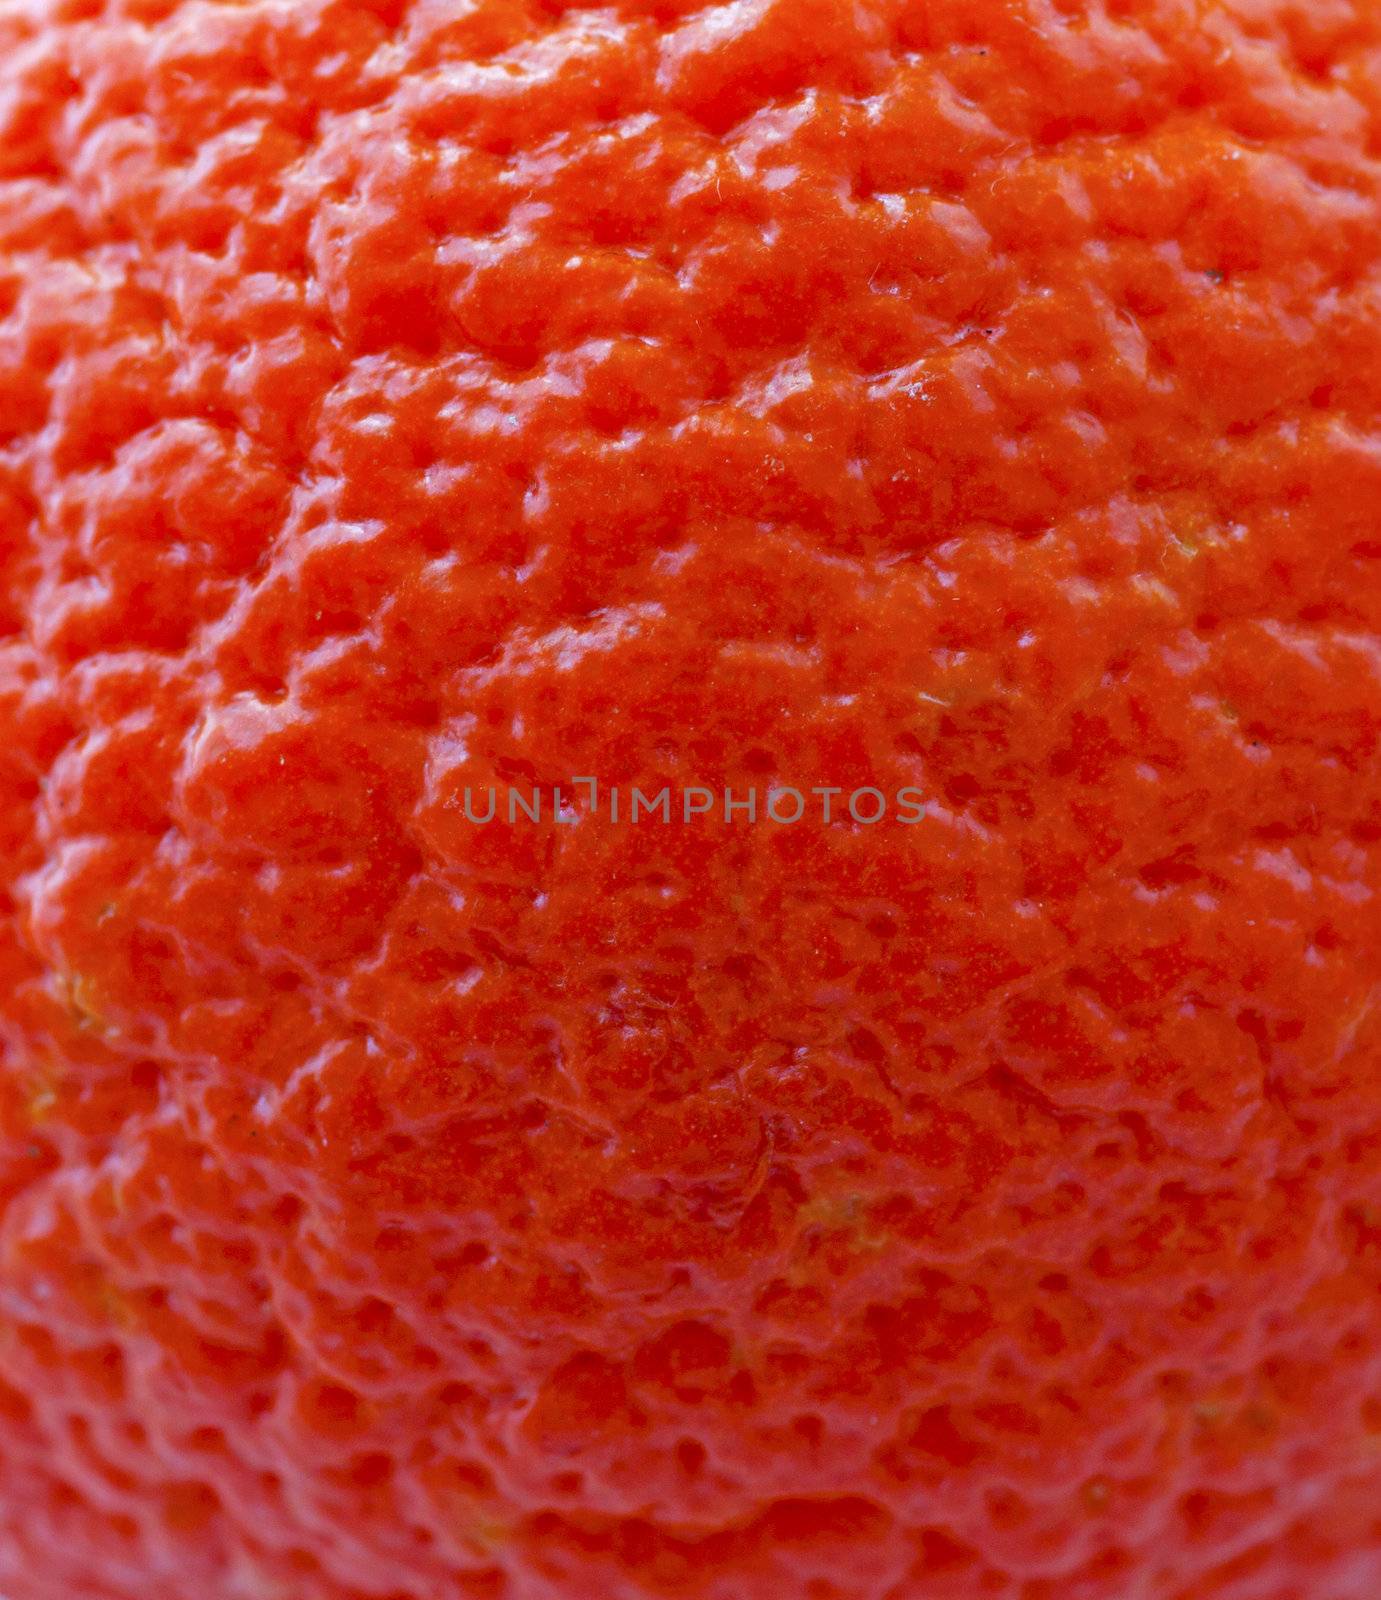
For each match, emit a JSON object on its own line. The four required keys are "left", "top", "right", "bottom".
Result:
{"left": 1, "top": 0, "right": 1381, "bottom": 1597}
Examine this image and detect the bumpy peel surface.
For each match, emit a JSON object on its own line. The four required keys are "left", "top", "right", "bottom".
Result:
{"left": 1, "top": 0, "right": 1381, "bottom": 1596}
